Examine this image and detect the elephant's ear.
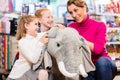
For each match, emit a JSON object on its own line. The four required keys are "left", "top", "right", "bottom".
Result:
{"left": 79, "top": 36, "right": 96, "bottom": 72}
{"left": 44, "top": 51, "right": 52, "bottom": 70}
{"left": 79, "top": 36, "right": 91, "bottom": 53}
{"left": 47, "top": 27, "right": 59, "bottom": 38}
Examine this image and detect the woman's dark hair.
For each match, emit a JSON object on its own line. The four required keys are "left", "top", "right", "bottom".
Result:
{"left": 67, "top": 0, "right": 88, "bottom": 12}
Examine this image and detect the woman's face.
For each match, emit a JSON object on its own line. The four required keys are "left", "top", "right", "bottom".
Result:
{"left": 39, "top": 10, "right": 54, "bottom": 29}
{"left": 68, "top": 4, "right": 87, "bottom": 23}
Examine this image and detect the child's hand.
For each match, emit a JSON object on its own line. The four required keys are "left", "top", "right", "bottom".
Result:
{"left": 40, "top": 34, "right": 48, "bottom": 44}
{"left": 55, "top": 24, "right": 65, "bottom": 29}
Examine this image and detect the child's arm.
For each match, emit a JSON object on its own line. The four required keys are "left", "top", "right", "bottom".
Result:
{"left": 18, "top": 34, "right": 48, "bottom": 64}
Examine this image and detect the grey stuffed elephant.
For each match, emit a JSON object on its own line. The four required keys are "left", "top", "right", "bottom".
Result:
{"left": 46, "top": 27, "right": 96, "bottom": 80}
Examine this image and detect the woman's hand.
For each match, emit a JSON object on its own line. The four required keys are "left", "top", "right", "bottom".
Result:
{"left": 40, "top": 34, "right": 48, "bottom": 44}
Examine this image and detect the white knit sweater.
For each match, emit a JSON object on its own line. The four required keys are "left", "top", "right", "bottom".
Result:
{"left": 8, "top": 32, "right": 46, "bottom": 79}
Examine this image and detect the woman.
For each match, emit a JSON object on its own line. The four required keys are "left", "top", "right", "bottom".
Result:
{"left": 66, "top": 0, "right": 117, "bottom": 80}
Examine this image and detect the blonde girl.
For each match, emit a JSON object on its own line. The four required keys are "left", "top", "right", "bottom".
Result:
{"left": 7, "top": 15, "right": 48, "bottom": 80}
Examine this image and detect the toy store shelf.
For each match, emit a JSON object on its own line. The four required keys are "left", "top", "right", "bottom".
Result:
{"left": 114, "top": 60, "right": 120, "bottom": 72}
{"left": 117, "top": 66, "right": 120, "bottom": 72}
{"left": 107, "top": 28, "right": 120, "bottom": 30}
{"left": 0, "top": 69, "right": 9, "bottom": 75}
{"left": 91, "top": 13, "right": 120, "bottom": 17}
{"left": 106, "top": 42, "right": 120, "bottom": 45}
{"left": 109, "top": 55, "right": 120, "bottom": 72}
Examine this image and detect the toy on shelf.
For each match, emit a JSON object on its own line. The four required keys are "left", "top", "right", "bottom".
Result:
{"left": 106, "top": 0, "right": 120, "bottom": 13}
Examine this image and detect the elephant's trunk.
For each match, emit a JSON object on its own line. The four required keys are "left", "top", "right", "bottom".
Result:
{"left": 58, "top": 61, "right": 77, "bottom": 78}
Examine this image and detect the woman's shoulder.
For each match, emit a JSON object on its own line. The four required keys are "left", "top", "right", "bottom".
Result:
{"left": 90, "top": 18, "right": 106, "bottom": 28}
{"left": 91, "top": 18, "right": 105, "bottom": 25}
{"left": 92, "top": 21, "right": 107, "bottom": 33}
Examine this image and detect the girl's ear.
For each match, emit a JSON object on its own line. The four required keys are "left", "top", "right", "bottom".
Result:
{"left": 38, "top": 18, "right": 42, "bottom": 23}
{"left": 25, "top": 23, "right": 29, "bottom": 29}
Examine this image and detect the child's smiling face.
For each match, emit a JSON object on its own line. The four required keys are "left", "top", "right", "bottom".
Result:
{"left": 26, "top": 18, "right": 39, "bottom": 37}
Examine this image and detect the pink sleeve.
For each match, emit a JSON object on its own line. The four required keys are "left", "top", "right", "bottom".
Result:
{"left": 93, "top": 23, "right": 107, "bottom": 54}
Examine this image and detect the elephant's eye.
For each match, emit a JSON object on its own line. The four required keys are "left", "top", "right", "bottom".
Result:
{"left": 57, "top": 43, "right": 60, "bottom": 47}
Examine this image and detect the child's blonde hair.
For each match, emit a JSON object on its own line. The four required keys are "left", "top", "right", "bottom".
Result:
{"left": 35, "top": 8, "right": 49, "bottom": 18}
{"left": 16, "top": 15, "right": 36, "bottom": 40}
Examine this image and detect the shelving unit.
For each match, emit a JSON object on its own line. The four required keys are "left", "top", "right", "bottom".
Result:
{"left": 91, "top": 13, "right": 120, "bottom": 17}
{"left": 106, "top": 27, "right": 120, "bottom": 57}
{"left": 106, "top": 42, "right": 120, "bottom": 45}
{"left": 0, "top": 14, "right": 18, "bottom": 79}
{"left": 0, "top": 34, "right": 11, "bottom": 80}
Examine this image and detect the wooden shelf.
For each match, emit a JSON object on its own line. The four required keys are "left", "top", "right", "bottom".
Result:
{"left": 0, "top": 69, "right": 9, "bottom": 75}
{"left": 91, "top": 13, "right": 120, "bottom": 17}
{"left": 106, "top": 42, "right": 120, "bottom": 45}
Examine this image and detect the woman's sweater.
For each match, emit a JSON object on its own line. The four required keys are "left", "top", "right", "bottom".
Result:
{"left": 68, "top": 14, "right": 110, "bottom": 63}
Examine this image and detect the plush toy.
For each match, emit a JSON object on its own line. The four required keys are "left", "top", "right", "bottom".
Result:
{"left": 45, "top": 27, "right": 96, "bottom": 80}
